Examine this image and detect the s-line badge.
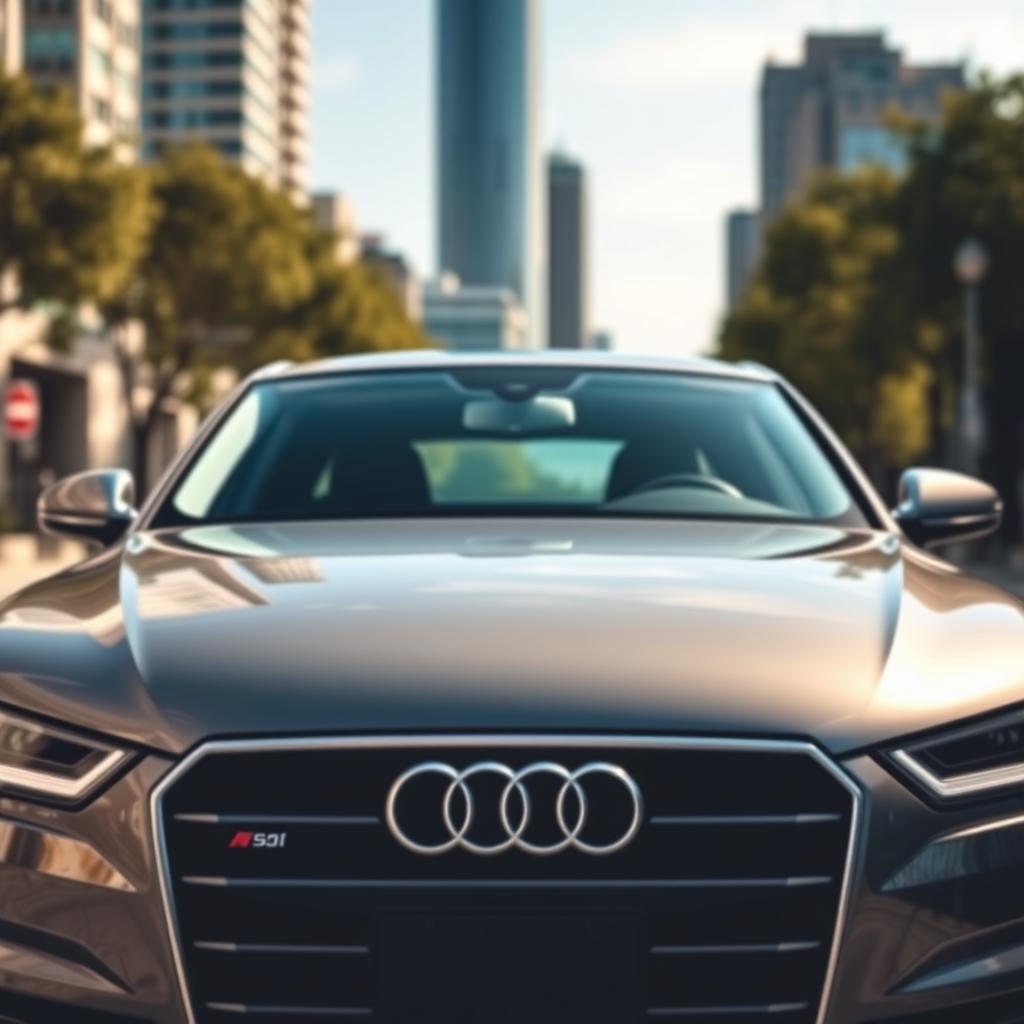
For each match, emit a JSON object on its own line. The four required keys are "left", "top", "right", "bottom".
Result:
{"left": 228, "top": 831, "right": 288, "bottom": 849}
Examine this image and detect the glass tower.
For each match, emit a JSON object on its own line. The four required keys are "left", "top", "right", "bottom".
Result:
{"left": 436, "top": 0, "right": 544, "bottom": 349}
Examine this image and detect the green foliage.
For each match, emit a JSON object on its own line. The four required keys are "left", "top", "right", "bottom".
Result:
{"left": 720, "top": 74, "right": 1024, "bottom": 528}
{"left": 243, "top": 223, "right": 428, "bottom": 373}
{"left": 0, "top": 72, "right": 430, "bottom": 491}
{"left": 720, "top": 168, "right": 930, "bottom": 471}
{"left": 103, "top": 144, "right": 429, "bottom": 488}
{"left": 130, "top": 144, "right": 315, "bottom": 383}
{"left": 0, "top": 73, "right": 148, "bottom": 312}
{"left": 896, "top": 75, "right": 1024, "bottom": 505}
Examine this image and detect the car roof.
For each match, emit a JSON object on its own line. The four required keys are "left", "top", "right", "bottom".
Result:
{"left": 259, "top": 349, "right": 778, "bottom": 384}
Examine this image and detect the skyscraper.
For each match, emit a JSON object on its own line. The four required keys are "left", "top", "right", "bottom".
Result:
{"left": 547, "top": 152, "right": 587, "bottom": 349}
{"left": 22, "top": 0, "right": 141, "bottom": 158}
{"left": 760, "top": 33, "right": 964, "bottom": 220}
{"left": 436, "top": 0, "right": 544, "bottom": 349}
{"left": 142, "top": 0, "right": 310, "bottom": 200}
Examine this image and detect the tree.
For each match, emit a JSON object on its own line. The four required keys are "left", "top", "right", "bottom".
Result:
{"left": 244, "top": 224, "right": 429, "bottom": 373}
{"left": 107, "top": 144, "right": 315, "bottom": 488}
{"left": 0, "top": 76, "right": 430, "bottom": 495}
{"left": 106, "top": 143, "right": 430, "bottom": 491}
{"left": 719, "top": 74, "right": 1024, "bottom": 535}
{"left": 719, "top": 169, "right": 932, "bottom": 484}
{"left": 895, "top": 75, "right": 1024, "bottom": 541}
{"left": 0, "top": 73, "right": 147, "bottom": 315}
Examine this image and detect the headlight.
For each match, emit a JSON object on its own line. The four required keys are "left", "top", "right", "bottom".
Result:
{"left": 0, "top": 709, "right": 129, "bottom": 803}
{"left": 891, "top": 708, "right": 1024, "bottom": 800}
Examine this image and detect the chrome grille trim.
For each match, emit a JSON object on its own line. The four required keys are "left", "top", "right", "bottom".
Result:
{"left": 206, "top": 1003, "right": 372, "bottom": 1017}
{"left": 150, "top": 734, "right": 862, "bottom": 1024}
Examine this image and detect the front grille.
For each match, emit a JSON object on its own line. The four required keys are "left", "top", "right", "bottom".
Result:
{"left": 156, "top": 737, "right": 857, "bottom": 1024}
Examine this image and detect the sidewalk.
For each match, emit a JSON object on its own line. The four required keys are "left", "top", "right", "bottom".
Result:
{"left": 0, "top": 534, "right": 86, "bottom": 600}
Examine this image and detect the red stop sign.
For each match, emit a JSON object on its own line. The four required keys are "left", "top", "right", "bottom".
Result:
{"left": 5, "top": 380, "right": 40, "bottom": 442}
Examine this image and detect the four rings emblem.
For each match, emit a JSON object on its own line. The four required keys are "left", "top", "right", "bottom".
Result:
{"left": 385, "top": 760, "right": 643, "bottom": 856}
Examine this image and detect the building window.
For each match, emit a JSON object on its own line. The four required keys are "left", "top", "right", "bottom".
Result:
{"left": 144, "top": 79, "right": 244, "bottom": 100}
{"left": 145, "top": 19, "right": 244, "bottom": 41}
{"left": 145, "top": 0, "right": 245, "bottom": 9}
{"left": 838, "top": 125, "right": 907, "bottom": 174}
{"left": 26, "top": 0, "right": 74, "bottom": 15}
{"left": 94, "top": 0, "right": 114, "bottom": 24}
{"left": 148, "top": 49, "right": 244, "bottom": 69}
{"left": 90, "top": 44, "right": 113, "bottom": 77}
{"left": 146, "top": 108, "right": 244, "bottom": 129}
{"left": 92, "top": 95, "right": 112, "bottom": 123}
{"left": 116, "top": 20, "right": 139, "bottom": 48}
{"left": 114, "top": 69, "right": 137, "bottom": 98}
{"left": 24, "top": 27, "right": 76, "bottom": 62}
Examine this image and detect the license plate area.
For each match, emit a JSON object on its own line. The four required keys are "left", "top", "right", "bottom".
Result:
{"left": 377, "top": 911, "right": 643, "bottom": 1023}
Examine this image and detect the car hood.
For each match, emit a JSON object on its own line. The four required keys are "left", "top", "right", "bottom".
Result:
{"left": 1, "top": 519, "right": 1022, "bottom": 756}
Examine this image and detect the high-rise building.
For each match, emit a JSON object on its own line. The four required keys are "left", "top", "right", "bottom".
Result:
{"left": 760, "top": 33, "right": 964, "bottom": 220}
{"left": 312, "top": 192, "right": 359, "bottom": 265}
{"left": 547, "top": 152, "right": 588, "bottom": 349}
{"left": 278, "top": 0, "right": 309, "bottom": 200}
{"left": 361, "top": 234, "right": 423, "bottom": 322}
{"left": 436, "top": 0, "right": 544, "bottom": 349}
{"left": 725, "top": 32, "right": 964, "bottom": 314}
{"left": 725, "top": 209, "right": 759, "bottom": 309}
{"left": 424, "top": 274, "right": 528, "bottom": 352}
{"left": 1, "top": 0, "right": 22, "bottom": 72}
{"left": 23, "top": 0, "right": 141, "bottom": 157}
{"left": 142, "top": 0, "right": 310, "bottom": 200}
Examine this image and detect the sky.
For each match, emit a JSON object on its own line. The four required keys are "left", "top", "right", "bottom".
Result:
{"left": 310, "top": 0, "right": 1023, "bottom": 357}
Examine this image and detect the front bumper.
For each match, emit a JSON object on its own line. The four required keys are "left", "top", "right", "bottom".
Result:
{"left": 1, "top": 741, "right": 1023, "bottom": 1023}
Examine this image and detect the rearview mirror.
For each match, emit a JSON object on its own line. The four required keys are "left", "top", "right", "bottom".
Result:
{"left": 893, "top": 467, "right": 1002, "bottom": 549}
{"left": 38, "top": 469, "right": 138, "bottom": 548}
{"left": 463, "top": 395, "right": 576, "bottom": 433}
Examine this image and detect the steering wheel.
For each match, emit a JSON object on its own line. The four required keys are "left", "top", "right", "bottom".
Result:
{"left": 627, "top": 473, "right": 744, "bottom": 499}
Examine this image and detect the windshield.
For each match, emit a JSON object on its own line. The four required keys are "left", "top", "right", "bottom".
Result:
{"left": 151, "top": 368, "right": 867, "bottom": 528}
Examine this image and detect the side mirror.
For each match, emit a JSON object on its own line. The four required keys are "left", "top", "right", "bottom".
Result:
{"left": 893, "top": 467, "right": 1002, "bottom": 549}
{"left": 38, "top": 469, "right": 137, "bottom": 548}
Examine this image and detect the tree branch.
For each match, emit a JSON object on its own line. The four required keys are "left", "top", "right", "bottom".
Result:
{"left": 111, "top": 325, "right": 137, "bottom": 427}
{"left": 142, "top": 336, "right": 196, "bottom": 435}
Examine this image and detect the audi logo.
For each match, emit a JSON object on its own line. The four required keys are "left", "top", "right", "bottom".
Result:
{"left": 384, "top": 760, "right": 643, "bottom": 856}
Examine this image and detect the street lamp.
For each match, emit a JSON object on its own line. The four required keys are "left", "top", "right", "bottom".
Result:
{"left": 952, "top": 237, "right": 989, "bottom": 477}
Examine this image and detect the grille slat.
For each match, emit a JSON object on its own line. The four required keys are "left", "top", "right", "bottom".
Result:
{"left": 157, "top": 738, "right": 857, "bottom": 1024}
{"left": 647, "top": 1003, "right": 809, "bottom": 1017}
{"left": 207, "top": 1004, "right": 372, "bottom": 1017}
{"left": 182, "top": 812, "right": 838, "bottom": 827}
{"left": 650, "top": 814, "right": 840, "bottom": 826}
{"left": 651, "top": 942, "right": 821, "bottom": 954}
{"left": 175, "top": 813, "right": 380, "bottom": 826}
{"left": 181, "top": 875, "right": 835, "bottom": 889}
{"left": 195, "top": 942, "right": 370, "bottom": 954}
